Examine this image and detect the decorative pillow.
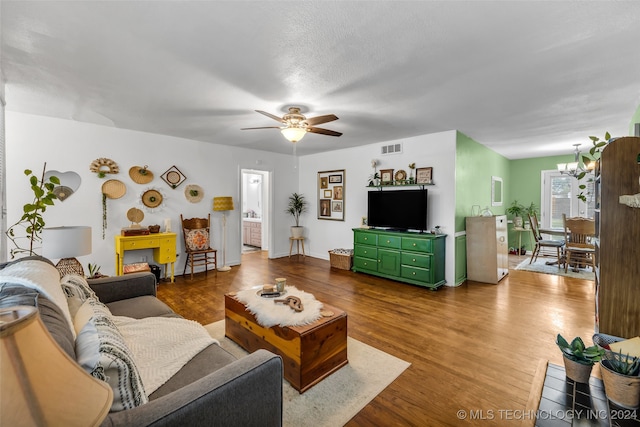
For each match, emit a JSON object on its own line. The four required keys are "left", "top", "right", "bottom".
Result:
{"left": 185, "top": 228, "right": 209, "bottom": 251}
{"left": 74, "top": 298, "right": 148, "bottom": 411}
{"left": 60, "top": 275, "right": 97, "bottom": 319}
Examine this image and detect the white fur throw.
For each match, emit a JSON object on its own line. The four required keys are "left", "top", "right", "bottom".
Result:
{"left": 114, "top": 316, "right": 218, "bottom": 395}
{"left": 234, "top": 286, "right": 323, "bottom": 328}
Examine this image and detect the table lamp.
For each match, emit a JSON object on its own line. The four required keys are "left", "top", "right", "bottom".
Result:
{"left": 42, "top": 226, "right": 92, "bottom": 277}
{"left": 213, "top": 196, "right": 234, "bottom": 272}
{"left": 0, "top": 305, "right": 113, "bottom": 426}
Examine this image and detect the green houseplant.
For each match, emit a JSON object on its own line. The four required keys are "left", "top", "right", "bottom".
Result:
{"left": 506, "top": 200, "right": 525, "bottom": 228}
{"left": 286, "top": 193, "right": 308, "bottom": 238}
{"left": 556, "top": 334, "right": 604, "bottom": 383}
{"left": 5, "top": 164, "right": 59, "bottom": 258}
{"left": 524, "top": 202, "right": 538, "bottom": 229}
{"left": 600, "top": 350, "right": 640, "bottom": 408}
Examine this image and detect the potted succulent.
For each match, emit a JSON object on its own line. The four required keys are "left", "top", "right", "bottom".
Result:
{"left": 600, "top": 350, "right": 640, "bottom": 409}
{"left": 556, "top": 334, "right": 605, "bottom": 383}
{"left": 506, "top": 200, "right": 526, "bottom": 228}
{"left": 286, "top": 193, "right": 308, "bottom": 238}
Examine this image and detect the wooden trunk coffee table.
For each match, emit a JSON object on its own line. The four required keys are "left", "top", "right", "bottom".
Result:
{"left": 224, "top": 293, "right": 348, "bottom": 393}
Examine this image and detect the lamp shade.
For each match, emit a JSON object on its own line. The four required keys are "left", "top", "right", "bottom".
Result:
{"left": 213, "top": 197, "right": 234, "bottom": 212}
{"left": 42, "top": 226, "right": 92, "bottom": 259}
{"left": 0, "top": 305, "right": 113, "bottom": 426}
{"left": 281, "top": 127, "right": 307, "bottom": 143}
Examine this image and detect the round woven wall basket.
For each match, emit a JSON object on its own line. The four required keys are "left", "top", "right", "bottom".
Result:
{"left": 184, "top": 184, "right": 204, "bottom": 203}
{"left": 142, "top": 189, "right": 163, "bottom": 208}
{"left": 127, "top": 207, "right": 145, "bottom": 224}
{"left": 129, "top": 166, "right": 154, "bottom": 184}
{"left": 102, "top": 179, "right": 126, "bottom": 199}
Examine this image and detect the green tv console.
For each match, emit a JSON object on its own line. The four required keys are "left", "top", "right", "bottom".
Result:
{"left": 352, "top": 228, "right": 446, "bottom": 289}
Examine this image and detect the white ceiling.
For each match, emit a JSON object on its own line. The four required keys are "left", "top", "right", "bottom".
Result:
{"left": 2, "top": 1, "right": 640, "bottom": 159}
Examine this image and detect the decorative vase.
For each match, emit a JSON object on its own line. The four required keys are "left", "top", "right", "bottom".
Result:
{"left": 291, "top": 226, "right": 304, "bottom": 239}
{"left": 600, "top": 360, "right": 640, "bottom": 409}
{"left": 563, "top": 356, "right": 593, "bottom": 383}
{"left": 513, "top": 216, "right": 523, "bottom": 228}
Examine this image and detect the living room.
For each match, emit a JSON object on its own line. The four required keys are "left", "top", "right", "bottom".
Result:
{"left": 2, "top": 2, "right": 640, "bottom": 426}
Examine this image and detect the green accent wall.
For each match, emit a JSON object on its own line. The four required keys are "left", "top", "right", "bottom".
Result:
{"left": 454, "top": 132, "right": 509, "bottom": 284}
{"left": 455, "top": 132, "right": 509, "bottom": 232}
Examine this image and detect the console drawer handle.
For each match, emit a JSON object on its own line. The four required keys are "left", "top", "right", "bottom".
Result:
{"left": 412, "top": 258, "right": 416, "bottom": 262}
{"left": 413, "top": 243, "right": 417, "bottom": 246}
{"left": 386, "top": 240, "right": 390, "bottom": 244}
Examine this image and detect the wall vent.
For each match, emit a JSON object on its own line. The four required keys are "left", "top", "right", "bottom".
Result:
{"left": 381, "top": 143, "right": 403, "bottom": 155}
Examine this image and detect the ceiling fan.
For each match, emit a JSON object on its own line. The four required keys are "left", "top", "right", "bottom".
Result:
{"left": 241, "top": 107, "right": 342, "bottom": 143}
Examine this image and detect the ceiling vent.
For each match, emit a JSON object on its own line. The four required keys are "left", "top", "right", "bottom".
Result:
{"left": 381, "top": 143, "right": 402, "bottom": 155}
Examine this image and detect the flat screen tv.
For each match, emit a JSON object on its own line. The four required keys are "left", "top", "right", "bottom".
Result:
{"left": 367, "top": 189, "right": 428, "bottom": 232}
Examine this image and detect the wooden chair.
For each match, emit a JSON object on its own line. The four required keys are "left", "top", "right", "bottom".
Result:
{"left": 528, "top": 212, "right": 564, "bottom": 266}
{"left": 562, "top": 214, "right": 596, "bottom": 273}
{"left": 180, "top": 214, "right": 217, "bottom": 279}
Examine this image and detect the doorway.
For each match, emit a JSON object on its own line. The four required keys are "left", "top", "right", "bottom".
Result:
{"left": 241, "top": 170, "right": 270, "bottom": 255}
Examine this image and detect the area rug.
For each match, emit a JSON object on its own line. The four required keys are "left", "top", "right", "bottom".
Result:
{"left": 515, "top": 258, "right": 595, "bottom": 281}
{"left": 204, "top": 320, "right": 410, "bottom": 427}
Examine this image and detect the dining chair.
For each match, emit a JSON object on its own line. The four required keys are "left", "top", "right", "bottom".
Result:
{"left": 180, "top": 214, "right": 218, "bottom": 279}
{"left": 562, "top": 214, "right": 596, "bottom": 273}
{"left": 528, "top": 212, "right": 565, "bottom": 266}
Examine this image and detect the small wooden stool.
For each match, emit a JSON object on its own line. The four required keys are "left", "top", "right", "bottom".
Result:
{"left": 289, "top": 237, "right": 305, "bottom": 257}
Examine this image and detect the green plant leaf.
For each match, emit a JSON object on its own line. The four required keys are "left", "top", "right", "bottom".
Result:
{"left": 49, "top": 176, "right": 60, "bottom": 184}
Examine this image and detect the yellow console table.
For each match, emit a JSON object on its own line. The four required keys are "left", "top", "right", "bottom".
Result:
{"left": 114, "top": 233, "right": 177, "bottom": 282}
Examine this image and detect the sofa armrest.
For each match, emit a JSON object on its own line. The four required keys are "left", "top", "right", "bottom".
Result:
{"left": 87, "top": 273, "right": 157, "bottom": 304}
{"left": 101, "top": 349, "right": 283, "bottom": 427}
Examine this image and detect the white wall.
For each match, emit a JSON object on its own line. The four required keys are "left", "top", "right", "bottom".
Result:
{"left": 5, "top": 112, "right": 298, "bottom": 274}
{"left": 298, "top": 130, "right": 458, "bottom": 286}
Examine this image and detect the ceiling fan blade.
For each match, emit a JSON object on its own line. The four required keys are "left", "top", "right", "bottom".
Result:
{"left": 241, "top": 126, "right": 281, "bottom": 130}
{"left": 255, "top": 110, "right": 285, "bottom": 123}
{"left": 307, "top": 127, "right": 342, "bottom": 137}
{"left": 305, "top": 114, "right": 339, "bottom": 126}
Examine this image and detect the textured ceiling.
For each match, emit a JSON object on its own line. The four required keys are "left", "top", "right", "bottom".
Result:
{"left": 2, "top": 1, "right": 640, "bottom": 159}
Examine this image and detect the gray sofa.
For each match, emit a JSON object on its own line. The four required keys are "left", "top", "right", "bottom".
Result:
{"left": 0, "top": 256, "right": 283, "bottom": 427}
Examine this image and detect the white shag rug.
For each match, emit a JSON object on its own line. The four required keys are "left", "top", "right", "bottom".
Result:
{"left": 515, "top": 258, "right": 595, "bottom": 280}
{"left": 234, "top": 286, "right": 324, "bottom": 327}
{"left": 204, "top": 320, "right": 410, "bottom": 427}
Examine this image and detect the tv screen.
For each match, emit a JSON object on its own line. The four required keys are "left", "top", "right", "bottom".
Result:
{"left": 367, "top": 189, "right": 428, "bottom": 232}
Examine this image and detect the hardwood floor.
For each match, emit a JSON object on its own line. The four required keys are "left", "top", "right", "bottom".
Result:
{"left": 157, "top": 251, "right": 597, "bottom": 426}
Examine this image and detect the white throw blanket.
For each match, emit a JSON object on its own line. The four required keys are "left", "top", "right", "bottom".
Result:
{"left": 0, "top": 260, "right": 75, "bottom": 336}
{"left": 114, "top": 316, "right": 218, "bottom": 396}
{"left": 235, "top": 286, "right": 323, "bottom": 328}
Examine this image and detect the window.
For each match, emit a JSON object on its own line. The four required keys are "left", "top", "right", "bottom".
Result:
{"left": 540, "top": 170, "right": 595, "bottom": 229}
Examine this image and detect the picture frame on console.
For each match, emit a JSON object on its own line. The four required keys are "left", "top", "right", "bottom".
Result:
{"left": 416, "top": 167, "right": 433, "bottom": 184}
{"left": 318, "top": 169, "right": 345, "bottom": 221}
{"left": 379, "top": 169, "right": 394, "bottom": 185}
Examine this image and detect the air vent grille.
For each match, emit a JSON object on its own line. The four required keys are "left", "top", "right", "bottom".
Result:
{"left": 381, "top": 143, "right": 402, "bottom": 155}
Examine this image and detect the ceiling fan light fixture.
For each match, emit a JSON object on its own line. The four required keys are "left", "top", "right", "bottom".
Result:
{"left": 281, "top": 126, "right": 307, "bottom": 143}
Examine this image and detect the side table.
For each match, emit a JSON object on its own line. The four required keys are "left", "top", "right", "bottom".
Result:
{"left": 289, "top": 237, "right": 305, "bottom": 257}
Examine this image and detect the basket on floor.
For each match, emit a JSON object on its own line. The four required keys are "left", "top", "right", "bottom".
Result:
{"left": 329, "top": 249, "right": 354, "bottom": 270}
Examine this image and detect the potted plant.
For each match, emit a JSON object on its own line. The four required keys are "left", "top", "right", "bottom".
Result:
{"left": 556, "top": 334, "right": 604, "bottom": 383}
{"left": 506, "top": 200, "right": 525, "bottom": 228}
{"left": 286, "top": 193, "right": 307, "bottom": 238}
{"left": 5, "top": 164, "right": 59, "bottom": 258}
{"left": 600, "top": 350, "right": 640, "bottom": 409}
{"left": 524, "top": 202, "right": 538, "bottom": 229}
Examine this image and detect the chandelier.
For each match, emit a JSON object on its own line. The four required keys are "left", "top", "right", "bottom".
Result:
{"left": 557, "top": 144, "right": 594, "bottom": 178}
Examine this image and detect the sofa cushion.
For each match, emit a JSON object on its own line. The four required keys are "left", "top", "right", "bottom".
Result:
{"left": 106, "top": 295, "right": 179, "bottom": 319}
{"left": 149, "top": 342, "right": 238, "bottom": 400}
{"left": 74, "top": 298, "right": 149, "bottom": 411}
{"left": 0, "top": 259, "right": 75, "bottom": 336}
{"left": 0, "top": 282, "right": 77, "bottom": 359}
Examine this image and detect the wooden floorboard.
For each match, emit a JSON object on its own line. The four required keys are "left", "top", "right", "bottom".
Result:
{"left": 157, "top": 252, "right": 596, "bottom": 426}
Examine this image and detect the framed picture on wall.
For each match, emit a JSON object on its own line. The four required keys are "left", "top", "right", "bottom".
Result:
{"left": 379, "top": 169, "right": 394, "bottom": 185}
{"left": 317, "top": 169, "right": 345, "bottom": 221}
